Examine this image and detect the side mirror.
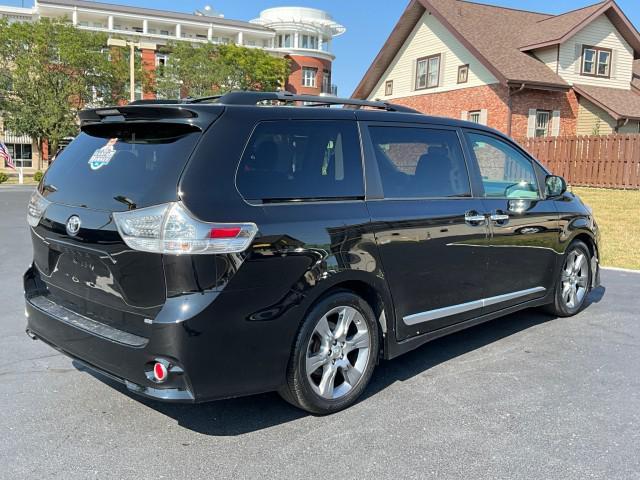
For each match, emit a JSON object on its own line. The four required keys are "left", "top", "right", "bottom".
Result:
{"left": 545, "top": 175, "right": 567, "bottom": 197}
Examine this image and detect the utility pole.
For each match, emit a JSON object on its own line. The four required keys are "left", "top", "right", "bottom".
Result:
{"left": 129, "top": 41, "right": 135, "bottom": 102}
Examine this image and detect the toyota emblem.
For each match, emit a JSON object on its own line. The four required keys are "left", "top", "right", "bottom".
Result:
{"left": 66, "top": 215, "right": 81, "bottom": 236}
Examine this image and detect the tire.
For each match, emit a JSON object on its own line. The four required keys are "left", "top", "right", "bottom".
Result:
{"left": 279, "top": 291, "right": 379, "bottom": 415}
{"left": 544, "top": 240, "right": 592, "bottom": 317}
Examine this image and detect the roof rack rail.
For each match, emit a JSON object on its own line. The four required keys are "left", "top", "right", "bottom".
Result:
{"left": 187, "top": 91, "right": 420, "bottom": 113}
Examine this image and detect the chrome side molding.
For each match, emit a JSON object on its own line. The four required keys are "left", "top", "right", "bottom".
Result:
{"left": 403, "top": 286, "right": 546, "bottom": 326}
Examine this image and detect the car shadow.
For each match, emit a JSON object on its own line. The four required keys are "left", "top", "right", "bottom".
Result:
{"left": 78, "top": 286, "right": 606, "bottom": 436}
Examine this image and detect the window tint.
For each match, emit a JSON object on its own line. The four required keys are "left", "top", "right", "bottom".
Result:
{"left": 237, "top": 120, "right": 364, "bottom": 201}
{"left": 466, "top": 132, "right": 540, "bottom": 199}
{"left": 368, "top": 127, "right": 471, "bottom": 199}
{"left": 42, "top": 123, "right": 202, "bottom": 211}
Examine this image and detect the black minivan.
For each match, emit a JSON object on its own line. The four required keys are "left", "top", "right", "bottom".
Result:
{"left": 24, "top": 91, "right": 600, "bottom": 414}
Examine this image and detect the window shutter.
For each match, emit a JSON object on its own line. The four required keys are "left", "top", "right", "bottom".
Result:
{"left": 574, "top": 44, "right": 582, "bottom": 74}
{"left": 411, "top": 59, "right": 417, "bottom": 91}
{"left": 610, "top": 49, "right": 617, "bottom": 79}
{"left": 439, "top": 53, "right": 446, "bottom": 87}
{"left": 551, "top": 110, "right": 561, "bottom": 137}
{"left": 479, "top": 109, "right": 488, "bottom": 126}
{"left": 461, "top": 110, "right": 468, "bottom": 121}
{"left": 527, "top": 109, "right": 537, "bottom": 138}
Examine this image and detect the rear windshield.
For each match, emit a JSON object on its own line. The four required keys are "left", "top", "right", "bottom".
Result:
{"left": 41, "top": 123, "right": 201, "bottom": 211}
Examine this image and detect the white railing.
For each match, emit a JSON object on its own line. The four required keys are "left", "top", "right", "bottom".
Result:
{"left": 2, "top": 130, "right": 32, "bottom": 144}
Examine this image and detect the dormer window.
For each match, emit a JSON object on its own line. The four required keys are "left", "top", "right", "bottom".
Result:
{"left": 581, "top": 46, "right": 611, "bottom": 78}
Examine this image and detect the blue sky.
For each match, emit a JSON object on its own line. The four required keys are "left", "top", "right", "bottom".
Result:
{"left": 6, "top": 0, "right": 640, "bottom": 95}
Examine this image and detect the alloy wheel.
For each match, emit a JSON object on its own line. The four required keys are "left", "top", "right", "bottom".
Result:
{"left": 305, "top": 306, "right": 371, "bottom": 400}
{"left": 561, "top": 249, "right": 589, "bottom": 309}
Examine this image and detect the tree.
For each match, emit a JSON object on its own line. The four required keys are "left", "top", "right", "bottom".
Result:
{"left": 155, "top": 42, "right": 289, "bottom": 99}
{"left": 0, "top": 18, "right": 132, "bottom": 157}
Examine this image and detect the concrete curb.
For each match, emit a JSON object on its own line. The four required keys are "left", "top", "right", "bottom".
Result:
{"left": 602, "top": 266, "right": 640, "bottom": 274}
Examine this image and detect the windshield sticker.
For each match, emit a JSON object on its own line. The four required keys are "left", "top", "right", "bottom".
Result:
{"left": 88, "top": 138, "right": 117, "bottom": 170}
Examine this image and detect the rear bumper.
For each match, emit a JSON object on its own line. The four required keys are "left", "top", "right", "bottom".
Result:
{"left": 24, "top": 264, "right": 298, "bottom": 403}
{"left": 25, "top": 293, "right": 196, "bottom": 402}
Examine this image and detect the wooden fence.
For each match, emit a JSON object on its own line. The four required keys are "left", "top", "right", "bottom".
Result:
{"left": 516, "top": 134, "right": 640, "bottom": 189}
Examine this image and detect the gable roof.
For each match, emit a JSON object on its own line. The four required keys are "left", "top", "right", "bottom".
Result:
{"left": 353, "top": 0, "right": 640, "bottom": 100}
{"left": 518, "top": 2, "right": 607, "bottom": 51}
{"left": 574, "top": 83, "right": 640, "bottom": 120}
{"left": 519, "top": 1, "right": 640, "bottom": 52}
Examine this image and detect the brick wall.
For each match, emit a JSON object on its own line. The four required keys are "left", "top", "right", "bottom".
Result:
{"left": 389, "top": 85, "right": 580, "bottom": 138}
{"left": 141, "top": 49, "right": 157, "bottom": 100}
{"left": 389, "top": 84, "right": 510, "bottom": 132}
{"left": 510, "top": 89, "right": 578, "bottom": 137}
{"left": 286, "top": 55, "right": 332, "bottom": 95}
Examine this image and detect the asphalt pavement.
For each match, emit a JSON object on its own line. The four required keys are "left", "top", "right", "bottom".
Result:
{"left": 1, "top": 186, "right": 639, "bottom": 479}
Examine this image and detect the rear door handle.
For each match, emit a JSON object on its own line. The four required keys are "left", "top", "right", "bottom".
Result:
{"left": 465, "top": 211, "right": 487, "bottom": 226}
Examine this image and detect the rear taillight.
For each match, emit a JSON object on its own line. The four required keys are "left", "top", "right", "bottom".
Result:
{"left": 27, "top": 190, "right": 51, "bottom": 227}
{"left": 112, "top": 202, "right": 257, "bottom": 255}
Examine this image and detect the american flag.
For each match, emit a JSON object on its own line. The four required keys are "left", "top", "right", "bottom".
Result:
{"left": 0, "top": 141, "right": 15, "bottom": 170}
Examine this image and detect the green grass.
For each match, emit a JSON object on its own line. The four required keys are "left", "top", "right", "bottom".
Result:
{"left": 573, "top": 187, "right": 640, "bottom": 270}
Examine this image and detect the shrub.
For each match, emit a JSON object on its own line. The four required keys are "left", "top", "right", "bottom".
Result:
{"left": 33, "top": 171, "right": 44, "bottom": 182}
{"left": 0, "top": 172, "right": 8, "bottom": 184}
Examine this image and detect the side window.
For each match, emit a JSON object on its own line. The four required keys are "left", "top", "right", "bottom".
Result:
{"left": 466, "top": 132, "right": 540, "bottom": 199}
{"left": 236, "top": 120, "right": 364, "bottom": 201}
{"left": 368, "top": 126, "right": 471, "bottom": 199}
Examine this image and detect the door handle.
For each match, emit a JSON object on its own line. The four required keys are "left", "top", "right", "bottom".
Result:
{"left": 465, "top": 211, "right": 487, "bottom": 226}
{"left": 489, "top": 211, "right": 510, "bottom": 226}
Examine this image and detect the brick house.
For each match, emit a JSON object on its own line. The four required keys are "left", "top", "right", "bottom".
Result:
{"left": 353, "top": 0, "right": 640, "bottom": 138}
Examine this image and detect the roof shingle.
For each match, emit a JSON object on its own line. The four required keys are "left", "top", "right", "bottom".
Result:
{"left": 426, "top": 0, "right": 568, "bottom": 87}
{"left": 574, "top": 83, "right": 640, "bottom": 120}
{"left": 518, "top": 2, "right": 606, "bottom": 50}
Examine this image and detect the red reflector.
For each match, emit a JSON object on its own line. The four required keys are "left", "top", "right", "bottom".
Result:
{"left": 153, "top": 362, "right": 167, "bottom": 382}
{"left": 210, "top": 227, "right": 241, "bottom": 239}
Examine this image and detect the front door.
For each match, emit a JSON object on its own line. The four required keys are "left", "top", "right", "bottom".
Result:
{"left": 362, "top": 124, "right": 490, "bottom": 341}
{"left": 463, "top": 130, "right": 559, "bottom": 312}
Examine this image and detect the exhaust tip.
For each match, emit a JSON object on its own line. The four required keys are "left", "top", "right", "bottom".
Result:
{"left": 25, "top": 329, "right": 38, "bottom": 340}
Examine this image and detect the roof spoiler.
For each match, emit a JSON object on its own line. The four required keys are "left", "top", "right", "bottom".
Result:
{"left": 78, "top": 104, "right": 222, "bottom": 129}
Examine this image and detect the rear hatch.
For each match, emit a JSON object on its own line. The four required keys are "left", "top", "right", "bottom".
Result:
{"left": 29, "top": 105, "right": 222, "bottom": 337}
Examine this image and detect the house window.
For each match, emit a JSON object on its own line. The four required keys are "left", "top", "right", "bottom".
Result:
{"left": 322, "top": 70, "right": 331, "bottom": 94}
{"left": 302, "top": 67, "right": 317, "bottom": 88}
{"left": 3, "top": 143, "right": 32, "bottom": 168}
{"left": 385, "top": 80, "right": 394, "bottom": 96}
{"left": 301, "top": 35, "right": 309, "bottom": 49}
{"left": 582, "top": 46, "right": 611, "bottom": 78}
{"left": 415, "top": 54, "right": 441, "bottom": 90}
{"left": 277, "top": 34, "right": 292, "bottom": 48}
{"left": 535, "top": 110, "right": 551, "bottom": 137}
{"left": 468, "top": 110, "right": 481, "bottom": 123}
{"left": 155, "top": 53, "right": 169, "bottom": 67}
{"left": 458, "top": 64, "right": 469, "bottom": 84}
